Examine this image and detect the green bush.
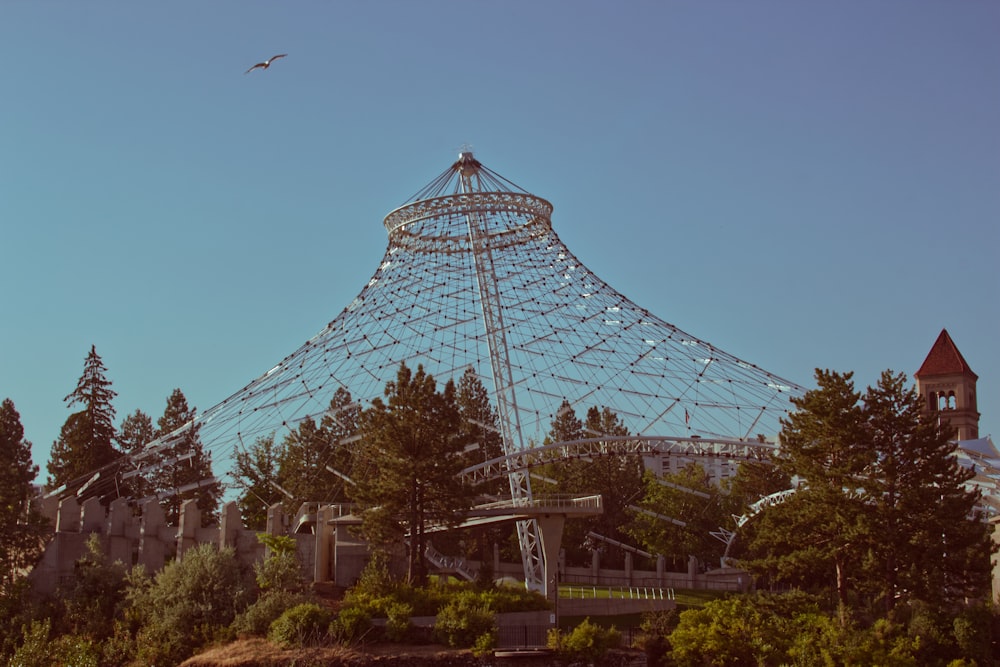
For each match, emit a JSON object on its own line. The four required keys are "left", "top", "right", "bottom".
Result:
{"left": 547, "top": 617, "right": 621, "bottom": 663}
{"left": 330, "top": 605, "right": 372, "bottom": 645}
{"left": 255, "top": 533, "right": 304, "bottom": 593}
{"left": 433, "top": 592, "right": 496, "bottom": 648}
{"left": 232, "top": 589, "right": 312, "bottom": 637}
{"left": 384, "top": 602, "right": 413, "bottom": 642}
{"left": 8, "top": 618, "right": 54, "bottom": 667}
{"left": 268, "top": 602, "right": 333, "bottom": 648}
{"left": 126, "top": 543, "right": 251, "bottom": 665}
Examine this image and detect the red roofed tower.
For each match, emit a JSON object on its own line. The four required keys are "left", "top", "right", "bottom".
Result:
{"left": 915, "top": 329, "right": 980, "bottom": 440}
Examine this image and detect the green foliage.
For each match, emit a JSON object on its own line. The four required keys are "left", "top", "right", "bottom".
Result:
{"left": 0, "top": 398, "right": 49, "bottom": 600}
{"left": 56, "top": 533, "right": 128, "bottom": 641}
{"left": 232, "top": 433, "right": 285, "bottom": 530}
{"left": 668, "top": 593, "right": 820, "bottom": 667}
{"left": 330, "top": 605, "right": 372, "bottom": 645}
{"left": 739, "top": 368, "right": 995, "bottom": 621}
{"left": 8, "top": 618, "right": 54, "bottom": 667}
{"left": 637, "top": 609, "right": 680, "bottom": 667}
{"left": 254, "top": 533, "right": 304, "bottom": 593}
{"left": 268, "top": 602, "right": 332, "bottom": 648}
{"left": 351, "top": 363, "right": 472, "bottom": 584}
{"left": 384, "top": 602, "right": 413, "bottom": 642}
{"left": 471, "top": 628, "right": 497, "bottom": 657}
{"left": 277, "top": 388, "right": 359, "bottom": 513}
{"left": 433, "top": 591, "right": 496, "bottom": 648}
{"left": 126, "top": 543, "right": 250, "bottom": 665}
{"left": 231, "top": 589, "right": 312, "bottom": 637}
{"left": 547, "top": 617, "right": 621, "bottom": 663}
{"left": 47, "top": 345, "right": 120, "bottom": 490}
{"left": 149, "top": 388, "right": 222, "bottom": 525}
{"left": 542, "top": 402, "right": 644, "bottom": 568}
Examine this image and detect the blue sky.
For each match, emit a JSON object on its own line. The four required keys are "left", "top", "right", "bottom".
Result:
{"left": 2, "top": 2, "right": 998, "bottom": 477}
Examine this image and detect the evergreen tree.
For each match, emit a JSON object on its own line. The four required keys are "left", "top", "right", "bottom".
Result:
{"left": 117, "top": 409, "right": 156, "bottom": 498}
{"left": 278, "top": 387, "right": 359, "bottom": 512}
{"left": 628, "top": 463, "right": 725, "bottom": 569}
{"left": 350, "top": 363, "right": 472, "bottom": 584}
{"left": 739, "top": 368, "right": 995, "bottom": 624}
{"left": 47, "top": 345, "right": 120, "bottom": 492}
{"left": 861, "top": 370, "right": 993, "bottom": 612}
{"left": 232, "top": 434, "right": 285, "bottom": 530}
{"left": 0, "top": 398, "right": 49, "bottom": 595}
{"left": 150, "top": 389, "right": 222, "bottom": 525}
{"left": 742, "top": 370, "right": 869, "bottom": 622}
{"left": 455, "top": 368, "right": 508, "bottom": 560}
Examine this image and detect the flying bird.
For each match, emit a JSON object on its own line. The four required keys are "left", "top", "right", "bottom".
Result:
{"left": 245, "top": 54, "right": 287, "bottom": 74}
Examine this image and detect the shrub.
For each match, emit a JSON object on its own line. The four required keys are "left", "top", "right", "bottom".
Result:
{"left": 126, "top": 543, "right": 251, "bottom": 665}
{"left": 268, "top": 602, "right": 333, "bottom": 648}
{"left": 384, "top": 602, "right": 413, "bottom": 642}
{"left": 548, "top": 617, "right": 621, "bottom": 663}
{"left": 330, "top": 605, "right": 372, "bottom": 645}
{"left": 232, "top": 589, "right": 312, "bottom": 637}
{"left": 255, "top": 533, "right": 304, "bottom": 593}
{"left": 433, "top": 592, "right": 496, "bottom": 648}
{"left": 8, "top": 618, "right": 54, "bottom": 667}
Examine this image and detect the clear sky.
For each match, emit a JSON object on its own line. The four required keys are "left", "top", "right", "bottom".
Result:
{"left": 3, "top": 2, "right": 998, "bottom": 479}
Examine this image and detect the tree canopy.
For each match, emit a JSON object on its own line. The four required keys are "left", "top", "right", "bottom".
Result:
{"left": 737, "top": 368, "right": 994, "bottom": 622}
{"left": 47, "top": 345, "right": 121, "bottom": 492}
{"left": 0, "top": 398, "right": 49, "bottom": 595}
{"left": 350, "top": 362, "right": 473, "bottom": 585}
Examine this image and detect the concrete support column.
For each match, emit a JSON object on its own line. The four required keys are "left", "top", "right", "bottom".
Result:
{"left": 266, "top": 503, "right": 285, "bottom": 543}
{"left": 534, "top": 514, "right": 565, "bottom": 602}
{"left": 56, "top": 497, "right": 81, "bottom": 533}
{"left": 138, "top": 499, "right": 166, "bottom": 572}
{"left": 81, "top": 497, "right": 104, "bottom": 533}
{"left": 219, "top": 502, "right": 241, "bottom": 550}
{"left": 314, "top": 504, "right": 332, "bottom": 583}
{"left": 177, "top": 499, "right": 200, "bottom": 560}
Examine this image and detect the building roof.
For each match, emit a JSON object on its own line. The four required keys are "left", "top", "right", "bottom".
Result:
{"left": 915, "top": 329, "right": 978, "bottom": 380}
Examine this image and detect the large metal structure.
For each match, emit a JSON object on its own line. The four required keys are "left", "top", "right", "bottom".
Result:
{"left": 120, "top": 152, "right": 804, "bottom": 589}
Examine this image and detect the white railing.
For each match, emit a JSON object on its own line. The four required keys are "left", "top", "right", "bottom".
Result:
{"left": 561, "top": 585, "right": 675, "bottom": 601}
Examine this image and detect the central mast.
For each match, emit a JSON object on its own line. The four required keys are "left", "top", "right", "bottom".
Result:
{"left": 456, "top": 152, "right": 545, "bottom": 591}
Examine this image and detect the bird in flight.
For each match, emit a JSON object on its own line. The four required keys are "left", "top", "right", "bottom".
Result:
{"left": 245, "top": 54, "right": 287, "bottom": 74}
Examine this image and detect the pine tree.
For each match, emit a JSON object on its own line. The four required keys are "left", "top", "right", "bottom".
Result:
{"left": 232, "top": 434, "right": 285, "bottom": 530}
{"left": 150, "top": 389, "right": 222, "bottom": 525}
{"left": 0, "top": 398, "right": 49, "bottom": 594}
{"left": 862, "top": 370, "right": 993, "bottom": 612}
{"left": 47, "top": 345, "right": 120, "bottom": 492}
{"left": 278, "top": 387, "right": 359, "bottom": 512}
{"left": 350, "top": 363, "right": 472, "bottom": 584}
{"left": 116, "top": 409, "right": 155, "bottom": 499}
{"left": 743, "top": 369, "right": 870, "bottom": 623}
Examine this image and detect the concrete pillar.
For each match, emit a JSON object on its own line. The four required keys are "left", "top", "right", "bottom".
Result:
{"left": 266, "top": 503, "right": 285, "bottom": 544}
{"left": 591, "top": 549, "right": 601, "bottom": 584}
{"left": 657, "top": 554, "right": 665, "bottom": 587}
{"left": 534, "top": 514, "right": 565, "bottom": 602}
{"left": 177, "top": 499, "right": 200, "bottom": 560}
{"left": 219, "top": 501, "right": 241, "bottom": 550}
{"left": 56, "top": 497, "right": 81, "bottom": 533}
{"left": 625, "top": 551, "right": 633, "bottom": 585}
{"left": 314, "top": 504, "right": 332, "bottom": 583}
{"left": 138, "top": 499, "right": 166, "bottom": 572}
{"left": 107, "top": 498, "right": 132, "bottom": 565}
{"left": 81, "top": 497, "right": 104, "bottom": 533}
{"left": 493, "top": 542, "right": 500, "bottom": 579}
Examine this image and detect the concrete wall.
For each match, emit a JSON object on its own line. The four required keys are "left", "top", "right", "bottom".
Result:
{"left": 30, "top": 498, "right": 745, "bottom": 598}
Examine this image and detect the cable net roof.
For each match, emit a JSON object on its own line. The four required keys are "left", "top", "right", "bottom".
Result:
{"left": 183, "top": 152, "right": 802, "bottom": 484}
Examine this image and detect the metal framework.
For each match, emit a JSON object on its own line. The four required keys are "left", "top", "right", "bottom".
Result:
{"left": 119, "top": 151, "right": 804, "bottom": 590}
